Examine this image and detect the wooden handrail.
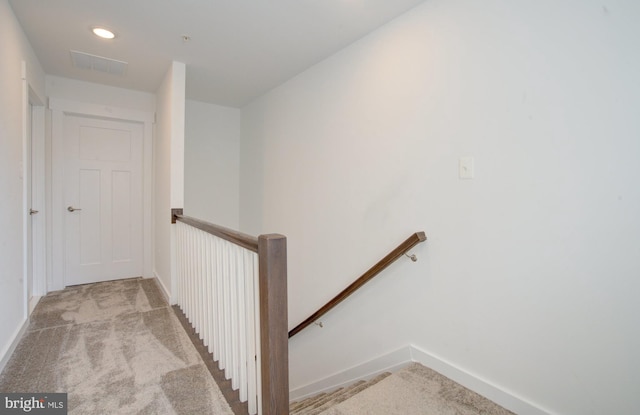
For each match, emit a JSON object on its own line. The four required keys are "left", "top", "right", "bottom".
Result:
{"left": 175, "top": 214, "right": 259, "bottom": 253}
{"left": 288, "top": 231, "right": 427, "bottom": 338}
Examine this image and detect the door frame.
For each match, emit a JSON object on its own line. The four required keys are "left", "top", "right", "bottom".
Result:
{"left": 49, "top": 98, "right": 154, "bottom": 291}
{"left": 22, "top": 62, "right": 46, "bottom": 316}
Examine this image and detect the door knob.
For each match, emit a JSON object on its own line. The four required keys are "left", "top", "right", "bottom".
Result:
{"left": 67, "top": 206, "right": 82, "bottom": 212}
{"left": 29, "top": 209, "right": 39, "bottom": 215}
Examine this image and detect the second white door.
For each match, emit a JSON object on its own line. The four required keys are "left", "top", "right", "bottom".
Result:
{"left": 64, "top": 115, "right": 143, "bottom": 286}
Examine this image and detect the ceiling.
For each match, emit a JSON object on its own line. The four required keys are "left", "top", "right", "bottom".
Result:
{"left": 9, "top": 0, "right": 426, "bottom": 107}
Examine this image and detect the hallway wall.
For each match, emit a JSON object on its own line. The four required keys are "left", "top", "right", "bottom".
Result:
{"left": 185, "top": 100, "right": 241, "bottom": 229}
{"left": 46, "top": 75, "right": 156, "bottom": 111}
{"left": 153, "top": 61, "right": 186, "bottom": 299}
{"left": 240, "top": 1, "right": 640, "bottom": 414}
{"left": 0, "top": 0, "right": 45, "bottom": 369}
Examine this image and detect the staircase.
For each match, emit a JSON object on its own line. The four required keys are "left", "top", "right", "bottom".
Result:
{"left": 171, "top": 218, "right": 512, "bottom": 415}
{"left": 290, "top": 363, "right": 515, "bottom": 415}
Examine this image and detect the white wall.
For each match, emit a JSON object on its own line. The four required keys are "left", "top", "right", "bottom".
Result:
{"left": 46, "top": 76, "right": 156, "bottom": 112}
{"left": 153, "top": 61, "right": 186, "bottom": 299}
{"left": 0, "top": 0, "right": 45, "bottom": 368}
{"left": 240, "top": 1, "right": 640, "bottom": 414}
{"left": 239, "top": 107, "right": 265, "bottom": 236}
{"left": 185, "top": 100, "right": 241, "bottom": 228}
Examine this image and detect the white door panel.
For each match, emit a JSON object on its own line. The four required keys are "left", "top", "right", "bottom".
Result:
{"left": 64, "top": 115, "right": 143, "bottom": 285}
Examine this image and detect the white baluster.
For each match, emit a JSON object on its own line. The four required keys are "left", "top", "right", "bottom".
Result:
{"left": 222, "top": 240, "right": 231, "bottom": 374}
{"left": 189, "top": 227, "right": 196, "bottom": 325}
{"left": 225, "top": 241, "right": 233, "bottom": 378}
{"left": 213, "top": 236, "right": 221, "bottom": 362}
{"left": 237, "top": 247, "right": 248, "bottom": 402}
{"left": 197, "top": 229, "right": 205, "bottom": 344}
{"left": 193, "top": 229, "right": 200, "bottom": 335}
{"left": 175, "top": 223, "right": 182, "bottom": 306}
{"left": 230, "top": 243, "right": 239, "bottom": 389}
{"left": 186, "top": 226, "right": 193, "bottom": 323}
{"left": 185, "top": 226, "right": 191, "bottom": 322}
{"left": 204, "top": 233, "right": 213, "bottom": 352}
{"left": 215, "top": 236, "right": 225, "bottom": 368}
{"left": 245, "top": 248, "right": 258, "bottom": 414}
{"left": 174, "top": 222, "right": 265, "bottom": 413}
{"left": 177, "top": 223, "right": 183, "bottom": 310}
{"left": 253, "top": 252, "right": 262, "bottom": 415}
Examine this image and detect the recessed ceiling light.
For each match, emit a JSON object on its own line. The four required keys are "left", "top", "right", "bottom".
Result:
{"left": 92, "top": 27, "right": 115, "bottom": 39}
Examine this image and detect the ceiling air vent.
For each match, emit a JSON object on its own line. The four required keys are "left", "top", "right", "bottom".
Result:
{"left": 70, "top": 50, "right": 127, "bottom": 76}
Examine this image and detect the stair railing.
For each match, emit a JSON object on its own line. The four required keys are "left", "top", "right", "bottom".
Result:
{"left": 172, "top": 210, "right": 288, "bottom": 415}
{"left": 288, "top": 231, "right": 426, "bottom": 338}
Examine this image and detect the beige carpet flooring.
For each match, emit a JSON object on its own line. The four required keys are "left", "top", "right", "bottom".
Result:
{"left": 0, "top": 278, "right": 234, "bottom": 415}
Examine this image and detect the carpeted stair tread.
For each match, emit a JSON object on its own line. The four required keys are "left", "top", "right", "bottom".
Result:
{"left": 294, "top": 383, "right": 362, "bottom": 415}
{"left": 290, "top": 372, "right": 392, "bottom": 415}
{"left": 299, "top": 372, "right": 392, "bottom": 415}
{"left": 291, "top": 384, "right": 358, "bottom": 414}
{"left": 318, "top": 363, "right": 515, "bottom": 415}
{"left": 291, "top": 389, "right": 340, "bottom": 414}
{"left": 290, "top": 392, "right": 329, "bottom": 413}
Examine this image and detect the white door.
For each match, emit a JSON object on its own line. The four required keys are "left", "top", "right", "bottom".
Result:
{"left": 64, "top": 115, "right": 143, "bottom": 286}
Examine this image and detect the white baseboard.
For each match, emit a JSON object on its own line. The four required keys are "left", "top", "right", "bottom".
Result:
{"left": 28, "top": 295, "right": 42, "bottom": 316}
{"left": 152, "top": 271, "right": 171, "bottom": 303}
{"left": 290, "top": 344, "right": 553, "bottom": 415}
{"left": 0, "top": 318, "right": 29, "bottom": 374}
{"left": 409, "top": 345, "right": 553, "bottom": 415}
{"left": 290, "top": 345, "right": 414, "bottom": 401}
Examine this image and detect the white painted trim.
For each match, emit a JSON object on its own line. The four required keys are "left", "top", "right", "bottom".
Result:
{"left": 28, "top": 295, "right": 42, "bottom": 316}
{"left": 143, "top": 119, "right": 154, "bottom": 279}
{"left": 49, "top": 98, "right": 154, "bottom": 124}
{"left": 49, "top": 108, "right": 65, "bottom": 291}
{"left": 21, "top": 61, "right": 29, "bottom": 320}
{"left": 0, "top": 318, "right": 28, "bottom": 375}
{"left": 49, "top": 98, "right": 154, "bottom": 290}
{"left": 289, "top": 344, "right": 554, "bottom": 415}
{"left": 289, "top": 345, "right": 413, "bottom": 401}
{"left": 31, "top": 104, "right": 46, "bottom": 298}
{"left": 153, "top": 272, "right": 171, "bottom": 303}
{"left": 21, "top": 61, "right": 46, "bottom": 313}
{"left": 409, "top": 345, "right": 554, "bottom": 415}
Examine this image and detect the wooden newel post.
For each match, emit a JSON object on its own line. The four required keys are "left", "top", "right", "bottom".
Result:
{"left": 258, "top": 234, "right": 289, "bottom": 415}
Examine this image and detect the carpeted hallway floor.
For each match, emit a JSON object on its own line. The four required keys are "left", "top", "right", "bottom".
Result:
{"left": 0, "top": 278, "right": 234, "bottom": 415}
